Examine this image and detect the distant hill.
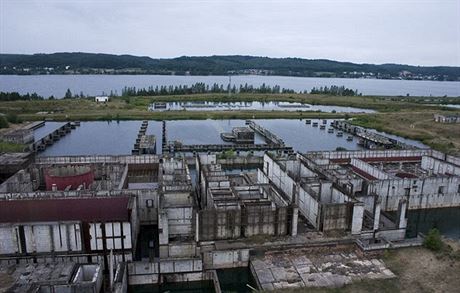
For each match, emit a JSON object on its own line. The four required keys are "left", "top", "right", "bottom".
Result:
{"left": 1, "top": 52, "right": 459, "bottom": 80}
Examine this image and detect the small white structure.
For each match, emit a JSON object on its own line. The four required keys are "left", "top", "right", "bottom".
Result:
{"left": 95, "top": 96, "right": 109, "bottom": 103}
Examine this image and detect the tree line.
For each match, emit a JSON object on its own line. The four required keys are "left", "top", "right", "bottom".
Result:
{"left": 0, "top": 91, "right": 44, "bottom": 101}
{"left": 2, "top": 53, "right": 459, "bottom": 80}
{"left": 309, "top": 85, "right": 360, "bottom": 96}
{"left": 121, "top": 82, "right": 296, "bottom": 97}
{"left": 0, "top": 84, "right": 359, "bottom": 101}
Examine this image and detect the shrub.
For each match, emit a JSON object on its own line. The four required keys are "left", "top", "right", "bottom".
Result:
{"left": 423, "top": 228, "right": 443, "bottom": 251}
{"left": 6, "top": 113, "right": 22, "bottom": 124}
{"left": 0, "top": 116, "right": 9, "bottom": 128}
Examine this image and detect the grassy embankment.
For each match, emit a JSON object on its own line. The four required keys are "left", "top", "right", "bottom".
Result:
{"left": 0, "top": 141, "right": 25, "bottom": 152}
{"left": 0, "top": 93, "right": 447, "bottom": 121}
{"left": 0, "top": 93, "right": 458, "bottom": 154}
{"left": 271, "top": 240, "right": 460, "bottom": 293}
{"left": 352, "top": 111, "right": 460, "bottom": 155}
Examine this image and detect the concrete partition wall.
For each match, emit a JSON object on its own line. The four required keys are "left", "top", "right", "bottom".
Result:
{"left": 263, "top": 154, "right": 295, "bottom": 202}
{"left": 351, "top": 203, "right": 364, "bottom": 234}
{"left": 331, "top": 188, "right": 352, "bottom": 204}
{"left": 421, "top": 156, "right": 460, "bottom": 176}
{"left": 0, "top": 222, "right": 82, "bottom": 255}
{"left": 23, "top": 222, "right": 83, "bottom": 253}
{"left": 137, "top": 190, "right": 159, "bottom": 224}
{"left": 350, "top": 158, "right": 390, "bottom": 180}
{"left": 320, "top": 203, "right": 352, "bottom": 231}
{"left": 165, "top": 206, "right": 194, "bottom": 237}
{"left": 0, "top": 170, "right": 34, "bottom": 193}
{"left": 202, "top": 249, "right": 250, "bottom": 269}
{"left": 446, "top": 154, "right": 460, "bottom": 167}
{"left": 297, "top": 186, "right": 320, "bottom": 228}
{"left": 199, "top": 209, "right": 241, "bottom": 241}
{"left": 369, "top": 177, "right": 460, "bottom": 211}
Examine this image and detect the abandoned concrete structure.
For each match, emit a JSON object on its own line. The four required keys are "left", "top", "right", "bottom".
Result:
{"left": 434, "top": 113, "right": 460, "bottom": 123}
{"left": 197, "top": 154, "right": 297, "bottom": 240}
{"left": 0, "top": 147, "right": 459, "bottom": 291}
{"left": 220, "top": 127, "right": 255, "bottom": 144}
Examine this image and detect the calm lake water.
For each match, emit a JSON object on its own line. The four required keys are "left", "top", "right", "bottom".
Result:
{"left": 406, "top": 208, "right": 460, "bottom": 240}
{"left": 36, "top": 119, "right": 424, "bottom": 156}
{"left": 150, "top": 101, "right": 375, "bottom": 113}
{"left": 1, "top": 75, "right": 460, "bottom": 97}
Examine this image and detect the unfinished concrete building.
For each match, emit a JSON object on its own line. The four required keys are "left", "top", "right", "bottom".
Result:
{"left": 260, "top": 152, "right": 367, "bottom": 235}
{"left": 196, "top": 154, "right": 297, "bottom": 240}
{"left": 301, "top": 149, "right": 460, "bottom": 240}
{"left": 0, "top": 147, "right": 459, "bottom": 292}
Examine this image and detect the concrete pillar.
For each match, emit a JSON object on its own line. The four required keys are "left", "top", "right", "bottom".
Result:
{"left": 290, "top": 206, "right": 299, "bottom": 236}
{"left": 373, "top": 198, "right": 381, "bottom": 232}
{"left": 397, "top": 199, "right": 408, "bottom": 229}
{"left": 158, "top": 211, "right": 169, "bottom": 245}
{"left": 351, "top": 203, "right": 364, "bottom": 235}
{"left": 195, "top": 211, "right": 200, "bottom": 242}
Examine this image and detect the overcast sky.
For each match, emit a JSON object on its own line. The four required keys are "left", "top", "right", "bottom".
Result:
{"left": 1, "top": 0, "right": 459, "bottom": 66}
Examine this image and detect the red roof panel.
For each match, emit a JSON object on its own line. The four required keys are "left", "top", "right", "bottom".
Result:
{"left": 0, "top": 197, "right": 131, "bottom": 223}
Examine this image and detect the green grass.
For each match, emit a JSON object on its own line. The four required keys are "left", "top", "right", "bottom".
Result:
{"left": 0, "top": 141, "right": 25, "bottom": 152}
{"left": 17, "top": 110, "right": 353, "bottom": 121}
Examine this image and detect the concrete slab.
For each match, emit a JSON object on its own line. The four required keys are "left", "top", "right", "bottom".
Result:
{"left": 250, "top": 248, "right": 396, "bottom": 291}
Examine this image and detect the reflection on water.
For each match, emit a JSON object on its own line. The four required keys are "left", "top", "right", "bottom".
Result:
{"left": 36, "top": 119, "right": 427, "bottom": 156}
{"left": 217, "top": 267, "right": 256, "bottom": 293}
{"left": 406, "top": 207, "right": 460, "bottom": 240}
{"left": 130, "top": 281, "right": 215, "bottom": 293}
{"left": 38, "top": 119, "right": 377, "bottom": 156}
{"left": 149, "top": 101, "right": 375, "bottom": 113}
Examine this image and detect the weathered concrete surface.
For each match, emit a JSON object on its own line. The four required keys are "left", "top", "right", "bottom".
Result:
{"left": 250, "top": 248, "right": 395, "bottom": 291}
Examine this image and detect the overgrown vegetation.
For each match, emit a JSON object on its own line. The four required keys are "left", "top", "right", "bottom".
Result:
{"left": 310, "top": 85, "right": 360, "bottom": 96}
{"left": 0, "top": 141, "right": 25, "bottom": 152}
{"left": 0, "top": 91, "right": 44, "bottom": 101}
{"left": 423, "top": 228, "right": 443, "bottom": 251}
{"left": 217, "top": 149, "right": 236, "bottom": 159}
{"left": 0, "top": 116, "right": 9, "bottom": 128}
{"left": 122, "top": 82, "right": 296, "bottom": 97}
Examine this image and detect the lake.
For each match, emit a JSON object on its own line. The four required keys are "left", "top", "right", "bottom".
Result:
{"left": 150, "top": 101, "right": 375, "bottom": 113}
{"left": 1, "top": 75, "right": 460, "bottom": 98}
{"left": 36, "top": 119, "right": 425, "bottom": 156}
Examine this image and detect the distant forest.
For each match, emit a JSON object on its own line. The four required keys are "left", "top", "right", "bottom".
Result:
{"left": 1, "top": 53, "right": 459, "bottom": 80}
{"left": 0, "top": 84, "right": 360, "bottom": 100}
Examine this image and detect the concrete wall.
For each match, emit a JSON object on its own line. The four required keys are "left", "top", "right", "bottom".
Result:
{"left": 351, "top": 203, "right": 364, "bottom": 234}
{"left": 137, "top": 190, "right": 159, "bottom": 224}
{"left": 199, "top": 209, "right": 241, "bottom": 240}
{"left": 421, "top": 156, "right": 460, "bottom": 176}
{"left": 202, "top": 249, "right": 250, "bottom": 269}
{"left": 165, "top": 206, "right": 194, "bottom": 237}
{"left": 263, "top": 154, "right": 295, "bottom": 202}
{"left": 160, "top": 242, "right": 197, "bottom": 258}
{"left": 321, "top": 204, "right": 351, "bottom": 231}
{"left": 89, "top": 222, "right": 132, "bottom": 252}
{"left": 127, "top": 259, "right": 203, "bottom": 285}
{"left": 307, "top": 149, "right": 432, "bottom": 161}
{"left": 0, "top": 170, "right": 34, "bottom": 193}
{"left": 0, "top": 222, "right": 82, "bottom": 255}
{"left": 128, "top": 262, "right": 159, "bottom": 285}
{"left": 369, "top": 176, "right": 460, "bottom": 211}
{"left": 350, "top": 158, "right": 390, "bottom": 180}
{"left": 297, "top": 186, "right": 320, "bottom": 228}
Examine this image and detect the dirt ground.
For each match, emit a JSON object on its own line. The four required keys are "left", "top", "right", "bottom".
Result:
{"left": 383, "top": 240, "right": 460, "bottom": 293}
